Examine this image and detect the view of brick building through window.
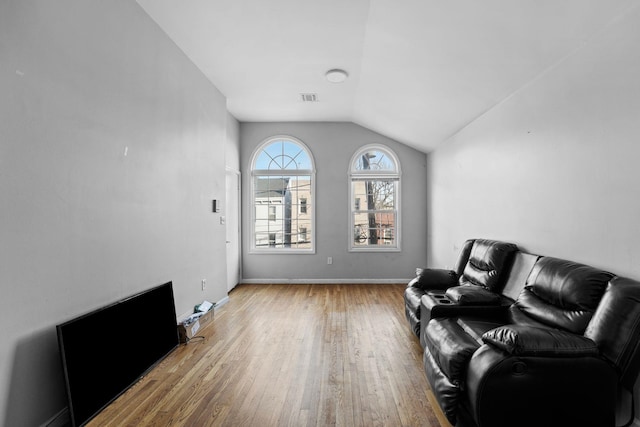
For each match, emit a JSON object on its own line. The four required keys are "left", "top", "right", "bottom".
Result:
{"left": 350, "top": 145, "right": 400, "bottom": 251}
{"left": 352, "top": 180, "right": 395, "bottom": 246}
{"left": 251, "top": 139, "right": 399, "bottom": 252}
{"left": 251, "top": 137, "right": 315, "bottom": 251}
{"left": 254, "top": 176, "right": 312, "bottom": 249}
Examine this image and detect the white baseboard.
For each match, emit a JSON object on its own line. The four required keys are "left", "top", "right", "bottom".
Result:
{"left": 41, "top": 407, "right": 69, "bottom": 427}
{"left": 240, "top": 278, "right": 411, "bottom": 284}
{"left": 215, "top": 295, "right": 230, "bottom": 308}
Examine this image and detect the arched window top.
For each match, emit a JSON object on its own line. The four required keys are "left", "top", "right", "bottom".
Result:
{"left": 350, "top": 144, "right": 400, "bottom": 176}
{"left": 253, "top": 136, "right": 314, "bottom": 173}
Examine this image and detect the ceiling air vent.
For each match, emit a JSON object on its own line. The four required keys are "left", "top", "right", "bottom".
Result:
{"left": 300, "top": 93, "right": 318, "bottom": 102}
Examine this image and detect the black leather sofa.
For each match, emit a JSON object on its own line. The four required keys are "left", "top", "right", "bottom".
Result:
{"left": 405, "top": 239, "right": 640, "bottom": 427}
{"left": 404, "top": 239, "right": 518, "bottom": 347}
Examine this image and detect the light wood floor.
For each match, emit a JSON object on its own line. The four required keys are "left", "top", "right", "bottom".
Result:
{"left": 88, "top": 284, "right": 451, "bottom": 427}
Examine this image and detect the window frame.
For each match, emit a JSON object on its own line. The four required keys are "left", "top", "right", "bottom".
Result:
{"left": 348, "top": 144, "right": 401, "bottom": 252}
{"left": 249, "top": 135, "right": 316, "bottom": 254}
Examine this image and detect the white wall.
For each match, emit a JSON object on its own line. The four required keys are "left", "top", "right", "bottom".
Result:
{"left": 427, "top": 3, "right": 640, "bottom": 275}
{"left": 0, "top": 1, "right": 233, "bottom": 425}
{"left": 426, "top": 4, "right": 640, "bottom": 422}
{"left": 240, "top": 122, "right": 428, "bottom": 282}
{"left": 225, "top": 112, "right": 240, "bottom": 171}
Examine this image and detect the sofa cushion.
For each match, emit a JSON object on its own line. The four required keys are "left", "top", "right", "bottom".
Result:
{"left": 445, "top": 285, "right": 502, "bottom": 306}
{"left": 513, "top": 257, "right": 613, "bottom": 334}
{"left": 482, "top": 324, "right": 599, "bottom": 356}
{"left": 424, "top": 348, "right": 460, "bottom": 424}
{"left": 456, "top": 318, "right": 505, "bottom": 344}
{"left": 424, "top": 318, "right": 481, "bottom": 382}
{"left": 512, "top": 290, "right": 595, "bottom": 334}
{"left": 404, "top": 286, "right": 423, "bottom": 317}
{"left": 414, "top": 268, "right": 458, "bottom": 289}
{"left": 454, "top": 239, "right": 476, "bottom": 276}
{"left": 458, "top": 239, "right": 517, "bottom": 292}
{"left": 585, "top": 276, "right": 640, "bottom": 389}
{"left": 404, "top": 286, "right": 424, "bottom": 337}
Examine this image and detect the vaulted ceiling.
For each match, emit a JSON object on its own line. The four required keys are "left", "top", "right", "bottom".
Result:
{"left": 136, "top": 0, "right": 635, "bottom": 153}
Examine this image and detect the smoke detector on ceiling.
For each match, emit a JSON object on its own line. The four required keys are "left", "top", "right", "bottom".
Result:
{"left": 326, "top": 69, "right": 348, "bottom": 83}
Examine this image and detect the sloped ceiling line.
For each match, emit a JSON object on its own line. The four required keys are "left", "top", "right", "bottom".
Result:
{"left": 136, "top": 0, "right": 636, "bottom": 153}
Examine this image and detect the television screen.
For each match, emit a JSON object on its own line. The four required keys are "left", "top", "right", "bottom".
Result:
{"left": 57, "top": 281, "right": 179, "bottom": 427}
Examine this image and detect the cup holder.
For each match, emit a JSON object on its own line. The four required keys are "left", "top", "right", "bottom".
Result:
{"left": 427, "top": 291, "right": 455, "bottom": 305}
{"left": 427, "top": 291, "right": 454, "bottom": 305}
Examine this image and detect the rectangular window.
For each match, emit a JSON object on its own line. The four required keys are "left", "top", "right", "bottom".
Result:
{"left": 252, "top": 175, "right": 314, "bottom": 251}
{"left": 351, "top": 179, "right": 397, "bottom": 248}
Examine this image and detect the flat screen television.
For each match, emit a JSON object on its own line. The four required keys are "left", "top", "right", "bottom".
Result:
{"left": 57, "top": 281, "right": 179, "bottom": 427}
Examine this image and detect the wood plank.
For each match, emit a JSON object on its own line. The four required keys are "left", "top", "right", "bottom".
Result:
{"left": 88, "top": 284, "right": 450, "bottom": 427}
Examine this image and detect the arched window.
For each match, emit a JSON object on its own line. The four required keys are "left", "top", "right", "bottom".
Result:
{"left": 250, "top": 136, "right": 315, "bottom": 253}
{"left": 349, "top": 144, "right": 401, "bottom": 251}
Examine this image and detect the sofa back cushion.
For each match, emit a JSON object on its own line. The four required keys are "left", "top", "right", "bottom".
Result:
{"left": 585, "top": 276, "right": 640, "bottom": 390}
{"left": 457, "top": 239, "right": 518, "bottom": 293}
{"left": 513, "top": 257, "right": 613, "bottom": 334}
{"left": 454, "top": 239, "right": 475, "bottom": 277}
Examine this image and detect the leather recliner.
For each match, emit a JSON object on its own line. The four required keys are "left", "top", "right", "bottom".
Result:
{"left": 404, "top": 238, "right": 518, "bottom": 341}
{"left": 422, "top": 256, "right": 640, "bottom": 427}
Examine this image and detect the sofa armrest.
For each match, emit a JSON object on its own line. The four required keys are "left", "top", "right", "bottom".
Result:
{"left": 408, "top": 268, "right": 458, "bottom": 290}
{"left": 445, "top": 285, "right": 502, "bottom": 306}
{"left": 482, "top": 325, "right": 599, "bottom": 356}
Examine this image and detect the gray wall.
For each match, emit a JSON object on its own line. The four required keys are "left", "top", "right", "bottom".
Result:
{"left": 240, "top": 122, "right": 428, "bottom": 282}
{"left": 0, "top": 1, "right": 234, "bottom": 425}
{"left": 426, "top": 4, "right": 640, "bottom": 422}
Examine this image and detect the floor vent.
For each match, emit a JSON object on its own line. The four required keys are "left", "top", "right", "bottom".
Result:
{"left": 300, "top": 93, "right": 318, "bottom": 102}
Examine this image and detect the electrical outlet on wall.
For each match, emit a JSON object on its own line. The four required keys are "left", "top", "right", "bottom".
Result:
{"left": 201, "top": 279, "right": 206, "bottom": 290}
